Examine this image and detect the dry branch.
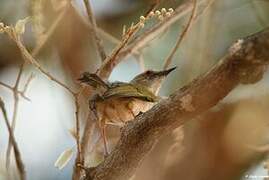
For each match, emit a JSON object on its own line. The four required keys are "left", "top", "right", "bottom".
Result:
{"left": 83, "top": 0, "right": 107, "bottom": 61}
{"left": 97, "top": 0, "right": 207, "bottom": 80}
{"left": 163, "top": 0, "right": 197, "bottom": 70}
{"left": 0, "top": 98, "right": 26, "bottom": 180}
{"left": 97, "top": 20, "right": 143, "bottom": 79}
{"left": 2, "top": 18, "right": 82, "bottom": 180}
{"left": 0, "top": 63, "right": 32, "bottom": 178}
{"left": 3, "top": 5, "right": 70, "bottom": 173}
{"left": 85, "top": 28, "right": 269, "bottom": 180}
{"left": 6, "top": 63, "right": 25, "bottom": 169}
{"left": 0, "top": 81, "right": 30, "bottom": 101}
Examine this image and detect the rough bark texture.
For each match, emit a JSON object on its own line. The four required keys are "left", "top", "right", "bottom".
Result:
{"left": 85, "top": 28, "right": 269, "bottom": 180}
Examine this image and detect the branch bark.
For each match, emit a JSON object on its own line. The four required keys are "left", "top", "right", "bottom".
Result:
{"left": 86, "top": 27, "right": 269, "bottom": 180}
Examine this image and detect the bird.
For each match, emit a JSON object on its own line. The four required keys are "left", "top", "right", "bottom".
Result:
{"left": 78, "top": 67, "right": 176, "bottom": 155}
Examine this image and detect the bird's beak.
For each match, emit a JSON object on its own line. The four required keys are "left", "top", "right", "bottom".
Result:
{"left": 157, "top": 66, "right": 177, "bottom": 76}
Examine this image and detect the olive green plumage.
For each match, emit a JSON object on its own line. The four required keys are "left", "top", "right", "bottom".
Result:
{"left": 78, "top": 67, "right": 176, "bottom": 103}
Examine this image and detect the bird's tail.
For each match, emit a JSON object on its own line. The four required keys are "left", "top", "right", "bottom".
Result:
{"left": 78, "top": 72, "right": 109, "bottom": 90}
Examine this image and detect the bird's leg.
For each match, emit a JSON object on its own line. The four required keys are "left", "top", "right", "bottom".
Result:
{"left": 99, "top": 119, "right": 109, "bottom": 157}
{"left": 89, "top": 94, "right": 103, "bottom": 119}
{"left": 89, "top": 95, "right": 98, "bottom": 120}
{"left": 89, "top": 94, "right": 109, "bottom": 156}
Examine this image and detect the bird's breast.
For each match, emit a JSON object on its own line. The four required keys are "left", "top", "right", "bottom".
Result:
{"left": 96, "top": 97, "right": 155, "bottom": 125}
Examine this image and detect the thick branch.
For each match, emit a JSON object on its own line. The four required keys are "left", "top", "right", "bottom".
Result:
{"left": 87, "top": 27, "right": 269, "bottom": 180}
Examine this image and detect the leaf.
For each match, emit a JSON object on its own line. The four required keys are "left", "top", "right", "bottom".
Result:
{"left": 54, "top": 148, "right": 74, "bottom": 170}
{"left": 15, "top": 17, "right": 31, "bottom": 35}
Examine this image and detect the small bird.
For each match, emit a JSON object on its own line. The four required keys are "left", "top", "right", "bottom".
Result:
{"left": 78, "top": 67, "right": 176, "bottom": 155}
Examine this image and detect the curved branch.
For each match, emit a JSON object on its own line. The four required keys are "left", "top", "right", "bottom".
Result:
{"left": 86, "top": 27, "right": 269, "bottom": 180}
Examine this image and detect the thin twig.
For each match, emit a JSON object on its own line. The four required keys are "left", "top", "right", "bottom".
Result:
{"left": 6, "top": 63, "right": 25, "bottom": 169}
{"left": 0, "top": 82, "right": 14, "bottom": 90}
{"left": 4, "top": 5, "right": 68, "bottom": 170}
{"left": 9, "top": 29, "right": 85, "bottom": 177}
{"left": 5, "top": 65, "right": 34, "bottom": 170}
{"left": 70, "top": 3, "right": 141, "bottom": 58}
{"left": 130, "top": 0, "right": 160, "bottom": 71}
{"left": 22, "top": 73, "right": 35, "bottom": 94}
{"left": 0, "top": 81, "right": 30, "bottom": 101}
{"left": 83, "top": 0, "right": 107, "bottom": 61}
{"left": 0, "top": 98, "right": 26, "bottom": 180}
{"left": 163, "top": 0, "right": 197, "bottom": 70}
{"left": 2, "top": 11, "right": 83, "bottom": 180}
{"left": 97, "top": 22, "right": 143, "bottom": 79}
{"left": 97, "top": 0, "right": 162, "bottom": 79}
{"left": 98, "top": 0, "right": 207, "bottom": 80}
{"left": 14, "top": 34, "right": 76, "bottom": 95}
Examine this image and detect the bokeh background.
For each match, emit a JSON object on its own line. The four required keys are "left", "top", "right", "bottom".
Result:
{"left": 0, "top": 0, "right": 269, "bottom": 179}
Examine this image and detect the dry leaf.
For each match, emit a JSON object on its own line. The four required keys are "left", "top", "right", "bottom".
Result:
{"left": 54, "top": 148, "right": 74, "bottom": 170}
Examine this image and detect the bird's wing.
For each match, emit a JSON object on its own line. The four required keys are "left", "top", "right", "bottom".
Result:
{"left": 103, "top": 83, "right": 160, "bottom": 102}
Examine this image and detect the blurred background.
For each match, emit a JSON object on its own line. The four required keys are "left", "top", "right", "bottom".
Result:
{"left": 0, "top": 0, "right": 269, "bottom": 179}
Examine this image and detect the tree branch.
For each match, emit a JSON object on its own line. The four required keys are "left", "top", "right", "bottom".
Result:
{"left": 6, "top": 63, "right": 25, "bottom": 169}
{"left": 109, "top": 0, "right": 207, "bottom": 70}
{"left": 86, "top": 27, "right": 269, "bottom": 180}
{"left": 83, "top": 0, "right": 107, "bottom": 61}
{"left": 163, "top": 0, "right": 197, "bottom": 70}
{"left": 0, "top": 98, "right": 25, "bottom": 180}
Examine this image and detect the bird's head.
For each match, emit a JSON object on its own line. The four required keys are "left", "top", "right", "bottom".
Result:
{"left": 131, "top": 67, "right": 176, "bottom": 93}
